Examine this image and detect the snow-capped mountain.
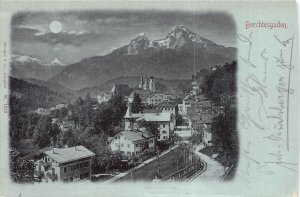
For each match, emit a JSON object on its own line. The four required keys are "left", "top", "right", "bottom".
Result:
{"left": 10, "top": 54, "right": 65, "bottom": 80}
{"left": 47, "top": 58, "right": 66, "bottom": 66}
{"left": 127, "top": 32, "right": 151, "bottom": 55}
{"left": 127, "top": 25, "right": 223, "bottom": 55}
{"left": 49, "top": 25, "right": 236, "bottom": 90}
{"left": 154, "top": 25, "right": 216, "bottom": 48}
{"left": 11, "top": 54, "right": 43, "bottom": 65}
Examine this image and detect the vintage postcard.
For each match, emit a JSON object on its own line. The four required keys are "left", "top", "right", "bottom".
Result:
{"left": 0, "top": 0, "right": 298, "bottom": 196}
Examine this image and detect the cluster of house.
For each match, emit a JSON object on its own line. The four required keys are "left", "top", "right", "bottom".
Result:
{"left": 109, "top": 102, "right": 176, "bottom": 156}
{"left": 183, "top": 91, "right": 225, "bottom": 147}
{"left": 97, "top": 75, "right": 176, "bottom": 107}
{"left": 31, "top": 73, "right": 231, "bottom": 183}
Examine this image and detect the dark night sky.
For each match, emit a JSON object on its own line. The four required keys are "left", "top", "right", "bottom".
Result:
{"left": 11, "top": 11, "right": 236, "bottom": 64}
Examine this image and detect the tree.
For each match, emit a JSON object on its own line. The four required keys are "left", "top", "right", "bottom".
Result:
{"left": 33, "top": 116, "right": 59, "bottom": 148}
{"left": 211, "top": 109, "right": 238, "bottom": 166}
{"left": 131, "top": 93, "right": 143, "bottom": 113}
{"left": 138, "top": 120, "right": 160, "bottom": 152}
{"left": 10, "top": 159, "right": 35, "bottom": 183}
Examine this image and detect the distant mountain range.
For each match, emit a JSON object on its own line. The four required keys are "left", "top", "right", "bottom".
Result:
{"left": 49, "top": 25, "right": 236, "bottom": 90}
{"left": 11, "top": 54, "right": 66, "bottom": 80}
{"left": 11, "top": 25, "right": 236, "bottom": 91}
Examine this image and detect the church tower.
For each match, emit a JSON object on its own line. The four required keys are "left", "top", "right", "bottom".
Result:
{"left": 143, "top": 75, "right": 149, "bottom": 90}
{"left": 138, "top": 75, "right": 144, "bottom": 89}
{"left": 149, "top": 76, "right": 155, "bottom": 92}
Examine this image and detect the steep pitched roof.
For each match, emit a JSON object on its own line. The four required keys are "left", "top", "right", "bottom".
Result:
{"left": 136, "top": 112, "right": 171, "bottom": 122}
{"left": 44, "top": 146, "right": 95, "bottom": 164}
{"left": 116, "top": 130, "right": 154, "bottom": 142}
{"left": 143, "top": 109, "right": 162, "bottom": 113}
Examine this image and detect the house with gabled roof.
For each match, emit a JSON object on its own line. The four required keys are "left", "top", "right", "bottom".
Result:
{"left": 124, "top": 104, "right": 174, "bottom": 141}
{"left": 110, "top": 129, "right": 155, "bottom": 156}
{"left": 34, "top": 146, "right": 95, "bottom": 183}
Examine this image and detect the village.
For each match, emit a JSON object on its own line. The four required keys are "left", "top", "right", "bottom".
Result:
{"left": 10, "top": 62, "right": 237, "bottom": 183}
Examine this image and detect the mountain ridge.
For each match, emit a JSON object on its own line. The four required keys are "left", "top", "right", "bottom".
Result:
{"left": 17, "top": 25, "right": 236, "bottom": 90}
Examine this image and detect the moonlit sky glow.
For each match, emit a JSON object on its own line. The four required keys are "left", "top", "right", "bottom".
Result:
{"left": 11, "top": 11, "right": 236, "bottom": 65}
{"left": 49, "top": 20, "right": 62, "bottom": 34}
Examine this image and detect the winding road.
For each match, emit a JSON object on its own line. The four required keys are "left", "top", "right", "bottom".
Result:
{"left": 189, "top": 144, "right": 225, "bottom": 181}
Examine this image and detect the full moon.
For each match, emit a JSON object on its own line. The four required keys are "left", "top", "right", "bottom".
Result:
{"left": 49, "top": 20, "right": 62, "bottom": 34}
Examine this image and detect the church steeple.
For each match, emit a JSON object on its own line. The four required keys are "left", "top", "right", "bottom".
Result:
{"left": 149, "top": 76, "right": 155, "bottom": 92}
{"left": 143, "top": 75, "right": 149, "bottom": 90}
{"left": 139, "top": 75, "right": 144, "bottom": 89}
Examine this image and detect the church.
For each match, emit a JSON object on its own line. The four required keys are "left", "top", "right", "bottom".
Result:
{"left": 138, "top": 75, "right": 155, "bottom": 92}
{"left": 128, "top": 75, "right": 156, "bottom": 104}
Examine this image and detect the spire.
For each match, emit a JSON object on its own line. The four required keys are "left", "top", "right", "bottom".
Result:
{"left": 149, "top": 76, "right": 155, "bottom": 92}
{"left": 139, "top": 74, "right": 144, "bottom": 89}
{"left": 143, "top": 75, "right": 149, "bottom": 90}
{"left": 125, "top": 103, "right": 132, "bottom": 118}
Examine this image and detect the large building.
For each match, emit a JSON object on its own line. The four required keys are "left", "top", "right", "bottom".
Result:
{"left": 110, "top": 129, "right": 155, "bottom": 156}
{"left": 139, "top": 75, "right": 155, "bottom": 92}
{"left": 148, "top": 93, "right": 175, "bottom": 105}
{"left": 124, "top": 105, "right": 175, "bottom": 141}
{"left": 128, "top": 75, "right": 156, "bottom": 104}
{"left": 34, "top": 146, "right": 95, "bottom": 183}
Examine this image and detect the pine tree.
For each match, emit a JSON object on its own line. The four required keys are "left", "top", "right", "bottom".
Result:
{"left": 132, "top": 93, "right": 143, "bottom": 113}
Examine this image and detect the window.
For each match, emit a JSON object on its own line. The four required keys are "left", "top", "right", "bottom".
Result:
{"left": 163, "top": 124, "right": 165, "bottom": 128}
{"left": 70, "top": 177, "right": 73, "bottom": 182}
{"left": 64, "top": 167, "right": 67, "bottom": 173}
{"left": 128, "top": 144, "right": 130, "bottom": 148}
{"left": 121, "top": 143, "right": 124, "bottom": 147}
{"left": 71, "top": 165, "right": 74, "bottom": 171}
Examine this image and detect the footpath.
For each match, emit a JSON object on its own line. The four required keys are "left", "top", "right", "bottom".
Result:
{"left": 190, "top": 144, "right": 225, "bottom": 181}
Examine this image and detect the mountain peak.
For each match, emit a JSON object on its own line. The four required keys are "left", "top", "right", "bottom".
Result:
{"left": 11, "top": 54, "right": 43, "bottom": 64}
{"left": 47, "top": 58, "right": 66, "bottom": 66}
{"left": 127, "top": 32, "right": 151, "bottom": 55}
{"left": 170, "top": 25, "right": 190, "bottom": 33}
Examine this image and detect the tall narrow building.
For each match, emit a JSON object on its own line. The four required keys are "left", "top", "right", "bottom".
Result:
{"left": 149, "top": 76, "right": 155, "bottom": 92}
{"left": 138, "top": 75, "right": 144, "bottom": 89}
{"left": 143, "top": 75, "right": 149, "bottom": 90}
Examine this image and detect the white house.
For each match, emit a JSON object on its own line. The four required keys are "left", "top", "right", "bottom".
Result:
{"left": 178, "top": 100, "right": 191, "bottom": 117}
{"left": 110, "top": 129, "right": 155, "bottom": 156}
{"left": 34, "top": 146, "right": 95, "bottom": 183}
{"left": 157, "top": 102, "right": 177, "bottom": 116}
{"left": 124, "top": 105, "right": 174, "bottom": 141}
{"left": 148, "top": 93, "right": 175, "bottom": 106}
{"left": 97, "top": 93, "right": 110, "bottom": 104}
